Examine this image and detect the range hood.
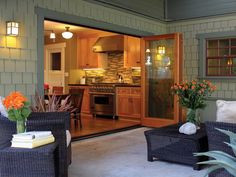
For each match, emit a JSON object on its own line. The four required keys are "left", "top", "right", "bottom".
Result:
{"left": 92, "top": 35, "right": 124, "bottom": 53}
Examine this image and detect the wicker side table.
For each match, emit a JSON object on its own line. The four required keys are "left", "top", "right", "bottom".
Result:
{"left": 0, "top": 143, "right": 59, "bottom": 177}
{"left": 144, "top": 124, "right": 208, "bottom": 170}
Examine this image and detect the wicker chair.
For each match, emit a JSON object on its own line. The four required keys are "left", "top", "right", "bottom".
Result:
{"left": 27, "top": 112, "right": 71, "bottom": 177}
{"left": 205, "top": 121, "right": 236, "bottom": 177}
{"left": 0, "top": 112, "right": 71, "bottom": 177}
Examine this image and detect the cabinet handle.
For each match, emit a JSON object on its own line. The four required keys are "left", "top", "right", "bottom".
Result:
{"left": 136, "top": 61, "right": 140, "bottom": 63}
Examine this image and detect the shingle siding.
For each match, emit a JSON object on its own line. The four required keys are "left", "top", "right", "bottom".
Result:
{"left": 0, "top": 0, "right": 166, "bottom": 98}
{"left": 167, "top": 15, "right": 236, "bottom": 100}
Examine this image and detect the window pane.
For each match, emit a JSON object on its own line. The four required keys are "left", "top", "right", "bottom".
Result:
{"left": 231, "top": 39, "right": 236, "bottom": 46}
{"left": 219, "top": 48, "right": 229, "bottom": 56}
{"left": 220, "top": 58, "right": 230, "bottom": 67}
{"left": 207, "top": 49, "right": 218, "bottom": 57}
{"left": 232, "top": 58, "right": 236, "bottom": 65}
{"left": 207, "top": 59, "right": 218, "bottom": 66}
{"left": 219, "top": 67, "right": 230, "bottom": 76}
{"left": 231, "top": 48, "right": 236, "bottom": 55}
{"left": 219, "top": 39, "right": 229, "bottom": 47}
{"left": 207, "top": 40, "right": 218, "bottom": 48}
{"left": 207, "top": 67, "right": 218, "bottom": 75}
{"left": 232, "top": 67, "right": 236, "bottom": 75}
{"left": 51, "top": 52, "right": 61, "bottom": 70}
{"left": 206, "top": 38, "right": 236, "bottom": 77}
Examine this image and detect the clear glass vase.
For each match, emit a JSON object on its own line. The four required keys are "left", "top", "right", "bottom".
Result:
{"left": 186, "top": 108, "right": 200, "bottom": 126}
{"left": 16, "top": 120, "right": 26, "bottom": 134}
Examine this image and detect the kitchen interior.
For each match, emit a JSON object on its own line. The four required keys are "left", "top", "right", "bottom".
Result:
{"left": 44, "top": 20, "right": 142, "bottom": 139}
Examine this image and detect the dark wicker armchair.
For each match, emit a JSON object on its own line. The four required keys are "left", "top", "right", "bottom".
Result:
{"left": 0, "top": 112, "right": 71, "bottom": 177}
{"left": 27, "top": 112, "right": 71, "bottom": 177}
{"left": 205, "top": 121, "right": 236, "bottom": 177}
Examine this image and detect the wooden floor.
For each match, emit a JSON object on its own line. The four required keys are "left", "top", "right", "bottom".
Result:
{"left": 70, "top": 115, "right": 141, "bottom": 139}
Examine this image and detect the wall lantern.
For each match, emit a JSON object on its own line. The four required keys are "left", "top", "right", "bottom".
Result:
{"left": 6, "top": 21, "right": 19, "bottom": 36}
{"left": 62, "top": 27, "right": 73, "bottom": 39}
{"left": 50, "top": 31, "right": 56, "bottom": 39}
{"left": 158, "top": 46, "right": 165, "bottom": 55}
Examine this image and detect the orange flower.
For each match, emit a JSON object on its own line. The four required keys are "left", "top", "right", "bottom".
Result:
{"left": 192, "top": 80, "right": 196, "bottom": 85}
{"left": 3, "top": 91, "right": 27, "bottom": 109}
{"left": 191, "top": 85, "right": 195, "bottom": 90}
{"left": 211, "top": 85, "right": 217, "bottom": 91}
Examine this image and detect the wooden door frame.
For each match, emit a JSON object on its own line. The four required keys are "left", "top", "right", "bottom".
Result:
{"left": 141, "top": 33, "right": 183, "bottom": 127}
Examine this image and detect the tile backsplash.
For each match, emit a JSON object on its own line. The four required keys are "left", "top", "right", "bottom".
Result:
{"left": 85, "top": 53, "right": 141, "bottom": 84}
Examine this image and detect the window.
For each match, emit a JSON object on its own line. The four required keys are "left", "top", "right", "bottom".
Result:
{"left": 197, "top": 31, "right": 236, "bottom": 79}
{"left": 50, "top": 52, "right": 61, "bottom": 71}
{"left": 206, "top": 38, "right": 236, "bottom": 76}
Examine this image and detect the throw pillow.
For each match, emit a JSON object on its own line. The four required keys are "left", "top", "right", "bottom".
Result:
{"left": 0, "top": 114, "right": 16, "bottom": 149}
{"left": 0, "top": 97, "right": 8, "bottom": 118}
{"left": 216, "top": 100, "right": 236, "bottom": 124}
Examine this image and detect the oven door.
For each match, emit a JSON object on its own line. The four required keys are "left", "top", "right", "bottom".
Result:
{"left": 90, "top": 93, "right": 115, "bottom": 116}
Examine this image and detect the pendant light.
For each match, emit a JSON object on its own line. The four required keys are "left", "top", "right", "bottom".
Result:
{"left": 62, "top": 27, "right": 73, "bottom": 39}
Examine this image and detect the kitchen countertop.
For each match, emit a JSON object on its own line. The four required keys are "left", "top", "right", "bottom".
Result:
{"left": 68, "top": 84, "right": 90, "bottom": 86}
{"left": 68, "top": 83, "right": 141, "bottom": 87}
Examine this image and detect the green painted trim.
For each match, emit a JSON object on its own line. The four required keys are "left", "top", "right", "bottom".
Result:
{"left": 207, "top": 97, "right": 236, "bottom": 101}
{"left": 197, "top": 31, "right": 236, "bottom": 80}
{"left": 196, "top": 31, "right": 236, "bottom": 40}
{"left": 35, "top": 7, "right": 153, "bottom": 37}
{"left": 37, "top": 14, "right": 44, "bottom": 95}
{"left": 35, "top": 7, "right": 154, "bottom": 95}
{"left": 83, "top": 0, "right": 165, "bottom": 22}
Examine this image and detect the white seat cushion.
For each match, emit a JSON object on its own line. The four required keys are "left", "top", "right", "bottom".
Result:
{"left": 216, "top": 100, "right": 236, "bottom": 124}
{"left": 66, "top": 130, "right": 71, "bottom": 147}
{"left": 0, "top": 97, "right": 8, "bottom": 118}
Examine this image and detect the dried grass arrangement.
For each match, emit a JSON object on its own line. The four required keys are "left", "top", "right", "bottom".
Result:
{"left": 31, "top": 92, "right": 72, "bottom": 112}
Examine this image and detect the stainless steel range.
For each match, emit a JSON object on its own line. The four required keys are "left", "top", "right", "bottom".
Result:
{"left": 89, "top": 83, "right": 116, "bottom": 119}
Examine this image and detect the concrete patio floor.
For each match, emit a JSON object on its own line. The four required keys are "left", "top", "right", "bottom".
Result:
{"left": 69, "top": 128, "right": 207, "bottom": 177}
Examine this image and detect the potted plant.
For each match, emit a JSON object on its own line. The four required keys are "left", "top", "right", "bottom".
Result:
{"left": 3, "top": 91, "right": 31, "bottom": 133}
{"left": 30, "top": 92, "right": 72, "bottom": 112}
{"left": 171, "top": 80, "right": 216, "bottom": 125}
{"left": 194, "top": 128, "right": 236, "bottom": 177}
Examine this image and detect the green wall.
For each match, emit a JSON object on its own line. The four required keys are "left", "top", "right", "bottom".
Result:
{"left": 0, "top": 0, "right": 166, "bottom": 99}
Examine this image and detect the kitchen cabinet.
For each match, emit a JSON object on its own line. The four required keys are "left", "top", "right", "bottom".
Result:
{"left": 116, "top": 87, "right": 141, "bottom": 119}
{"left": 77, "top": 37, "right": 107, "bottom": 69}
{"left": 69, "top": 86, "right": 90, "bottom": 114}
{"left": 124, "top": 36, "right": 141, "bottom": 67}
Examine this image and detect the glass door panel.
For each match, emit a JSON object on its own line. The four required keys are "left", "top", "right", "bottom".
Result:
{"left": 141, "top": 33, "right": 183, "bottom": 128}
{"left": 145, "top": 39, "right": 174, "bottom": 119}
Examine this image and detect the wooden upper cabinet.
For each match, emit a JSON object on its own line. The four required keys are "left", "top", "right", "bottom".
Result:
{"left": 77, "top": 36, "right": 106, "bottom": 69}
{"left": 124, "top": 36, "right": 141, "bottom": 67}
{"left": 77, "top": 38, "right": 90, "bottom": 68}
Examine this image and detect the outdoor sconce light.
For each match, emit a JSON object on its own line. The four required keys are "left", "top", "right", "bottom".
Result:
{"left": 6, "top": 21, "right": 19, "bottom": 36}
{"left": 50, "top": 31, "right": 56, "bottom": 39}
{"left": 62, "top": 27, "right": 73, "bottom": 39}
{"left": 158, "top": 46, "right": 165, "bottom": 55}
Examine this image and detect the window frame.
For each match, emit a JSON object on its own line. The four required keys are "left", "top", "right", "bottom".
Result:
{"left": 197, "top": 31, "right": 236, "bottom": 80}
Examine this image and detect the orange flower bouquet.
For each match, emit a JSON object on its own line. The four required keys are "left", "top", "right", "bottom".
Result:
{"left": 171, "top": 80, "right": 216, "bottom": 124}
{"left": 3, "top": 91, "right": 31, "bottom": 133}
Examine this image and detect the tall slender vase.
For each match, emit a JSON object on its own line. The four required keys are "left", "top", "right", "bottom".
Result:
{"left": 186, "top": 108, "right": 200, "bottom": 125}
{"left": 16, "top": 120, "right": 26, "bottom": 134}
